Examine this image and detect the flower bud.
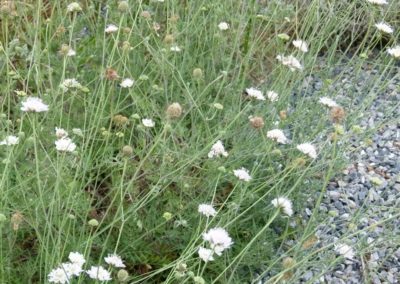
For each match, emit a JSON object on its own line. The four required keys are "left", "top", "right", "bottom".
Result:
{"left": 88, "top": 219, "right": 99, "bottom": 227}
{"left": 163, "top": 212, "right": 173, "bottom": 221}
{"left": 118, "top": 1, "right": 129, "bottom": 13}
{"left": 122, "top": 145, "right": 133, "bottom": 157}
{"left": 192, "top": 68, "right": 203, "bottom": 79}
{"left": 117, "top": 269, "right": 129, "bottom": 282}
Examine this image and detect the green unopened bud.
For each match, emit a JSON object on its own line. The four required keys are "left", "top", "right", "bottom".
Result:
{"left": 122, "top": 145, "right": 133, "bottom": 157}
{"left": 88, "top": 219, "right": 99, "bottom": 227}
{"left": 163, "top": 212, "right": 173, "bottom": 221}
{"left": 118, "top": 1, "right": 129, "bottom": 12}
{"left": 277, "top": 33, "right": 290, "bottom": 41}
{"left": 193, "top": 276, "right": 205, "bottom": 284}
{"left": 192, "top": 68, "right": 203, "bottom": 79}
{"left": 117, "top": 269, "right": 129, "bottom": 282}
{"left": 218, "top": 166, "right": 226, "bottom": 173}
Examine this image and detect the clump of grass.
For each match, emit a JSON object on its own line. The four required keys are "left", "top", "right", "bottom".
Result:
{"left": 0, "top": 0, "right": 399, "bottom": 283}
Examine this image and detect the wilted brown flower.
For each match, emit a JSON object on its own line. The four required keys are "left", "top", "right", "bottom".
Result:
{"left": 105, "top": 68, "right": 119, "bottom": 80}
{"left": 113, "top": 114, "right": 129, "bottom": 126}
{"left": 330, "top": 106, "right": 345, "bottom": 123}
{"left": 166, "top": 103, "right": 183, "bottom": 118}
{"left": 279, "top": 110, "right": 287, "bottom": 120}
{"left": 163, "top": 34, "right": 175, "bottom": 44}
{"left": 249, "top": 116, "right": 264, "bottom": 129}
{"left": 11, "top": 211, "right": 23, "bottom": 231}
{"left": 141, "top": 11, "right": 151, "bottom": 19}
{"left": 302, "top": 234, "right": 319, "bottom": 249}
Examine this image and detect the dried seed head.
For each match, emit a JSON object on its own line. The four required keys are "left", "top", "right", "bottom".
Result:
{"left": 141, "top": 11, "right": 151, "bottom": 19}
{"left": 169, "top": 15, "right": 179, "bottom": 23}
{"left": 249, "top": 116, "right": 264, "bottom": 129}
{"left": 113, "top": 114, "right": 129, "bottom": 126}
{"left": 192, "top": 68, "right": 203, "bottom": 79}
{"left": 279, "top": 110, "right": 287, "bottom": 120}
{"left": 56, "top": 25, "right": 66, "bottom": 36}
{"left": 11, "top": 212, "right": 23, "bottom": 231}
{"left": 163, "top": 34, "right": 175, "bottom": 44}
{"left": 105, "top": 67, "right": 119, "bottom": 80}
{"left": 118, "top": 1, "right": 129, "bottom": 13}
{"left": 292, "top": 157, "right": 306, "bottom": 168}
{"left": 302, "top": 234, "right": 318, "bottom": 249}
{"left": 282, "top": 257, "right": 296, "bottom": 269}
{"left": 122, "top": 145, "right": 133, "bottom": 157}
{"left": 166, "top": 102, "right": 183, "bottom": 118}
{"left": 59, "top": 44, "right": 71, "bottom": 56}
{"left": 330, "top": 106, "right": 345, "bottom": 123}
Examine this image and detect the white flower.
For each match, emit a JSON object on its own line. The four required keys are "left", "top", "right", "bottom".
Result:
{"left": 375, "top": 22, "right": 393, "bottom": 34}
{"left": 233, "top": 167, "right": 252, "bottom": 182}
{"left": 67, "top": 2, "right": 82, "bottom": 13}
{"left": 335, "top": 244, "right": 355, "bottom": 259}
{"left": 297, "top": 143, "right": 317, "bottom": 159}
{"left": 387, "top": 46, "right": 400, "bottom": 58}
{"left": 271, "top": 197, "right": 293, "bottom": 216}
{"left": 170, "top": 45, "right": 182, "bottom": 52}
{"left": 61, "top": 78, "right": 82, "bottom": 91}
{"left": 48, "top": 267, "right": 69, "bottom": 284}
{"left": 292, "top": 39, "right": 308, "bottom": 52}
{"left": 55, "top": 138, "right": 77, "bottom": 152}
{"left": 245, "top": 87, "right": 265, "bottom": 101}
{"left": 55, "top": 127, "right": 68, "bottom": 139}
{"left": 104, "top": 254, "right": 125, "bottom": 268}
{"left": 105, "top": 24, "right": 118, "bottom": 33}
{"left": 72, "top": 128, "right": 84, "bottom": 137}
{"left": 218, "top": 22, "right": 229, "bottom": 31}
{"left": 198, "top": 247, "right": 214, "bottom": 262}
{"left": 202, "top": 227, "right": 233, "bottom": 255}
{"left": 266, "top": 129, "right": 288, "bottom": 144}
{"left": 198, "top": 204, "right": 217, "bottom": 217}
{"left": 0, "top": 135, "right": 19, "bottom": 146}
{"left": 68, "top": 252, "right": 86, "bottom": 266}
{"left": 276, "top": 55, "right": 303, "bottom": 71}
{"left": 21, "top": 97, "right": 49, "bottom": 112}
{"left": 67, "top": 48, "right": 76, "bottom": 57}
{"left": 208, "top": 140, "right": 228, "bottom": 158}
{"left": 319, "top": 97, "right": 338, "bottom": 108}
{"left": 120, "top": 78, "right": 134, "bottom": 88}
{"left": 366, "top": 0, "right": 387, "bottom": 4}
{"left": 60, "top": 262, "right": 83, "bottom": 277}
{"left": 86, "top": 266, "right": 112, "bottom": 281}
{"left": 142, "top": 118, "right": 155, "bottom": 128}
{"left": 266, "top": 91, "right": 279, "bottom": 102}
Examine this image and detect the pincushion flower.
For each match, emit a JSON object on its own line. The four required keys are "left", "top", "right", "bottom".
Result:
{"left": 266, "top": 91, "right": 279, "bottom": 102}
{"left": 335, "top": 244, "right": 355, "bottom": 259}
{"left": 276, "top": 55, "right": 303, "bottom": 71}
{"left": 0, "top": 135, "right": 19, "bottom": 146}
{"left": 319, "top": 97, "right": 338, "bottom": 108}
{"left": 266, "top": 129, "right": 288, "bottom": 144}
{"left": 208, "top": 140, "right": 228, "bottom": 158}
{"left": 292, "top": 39, "right": 308, "bottom": 52}
{"left": 21, "top": 97, "right": 49, "bottom": 112}
{"left": 218, "top": 22, "right": 229, "bottom": 31}
{"left": 55, "top": 138, "right": 77, "bottom": 152}
{"left": 366, "top": 0, "right": 387, "bottom": 4}
{"left": 387, "top": 46, "right": 400, "bottom": 58}
{"left": 104, "top": 254, "right": 125, "bottom": 268}
{"left": 67, "top": 2, "right": 82, "bottom": 13}
{"left": 86, "top": 266, "right": 112, "bottom": 281}
{"left": 61, "top": 78, "right": 82, "bottom": 91}
{"left": 198, "top": 247, "right": 214, "bottom": 262}
{"left": 375, "top": 22, "right": 393, "bottom": 34}
{"left": 233, "top": 167, "right": 252, "bottom": 182}
{"left": 55, "top": 128, "right": 68, "bottom": 139}
{"left": 60, "top": 262, "right": 83, "bottom": 277}
{"left": 203, "top": 227, "right": 233, "bottom": 255}
{"left": 120, "top": 78, "right": 134, "bottom": 88}
{"left": 271, "top": 197, "right": 293, "bottom": 216}
{"left": 170, "top": 45, "right": 182, "bottom": 52}
{"left": 142, "top": 118, "right": 155, "bottom": 127}
{"left": 198, "top": 204, "right": 217, "bottom": 217}
{"left": 105, "top": 24, "right": 118, "bottom": 33}
{"left": 48, "top": 267, "right": 69, "bottom": 284}
{"left": 68, "top": 252, "right": 85, "bottom": 266}
{"left": 297, "top": 143, "right": 317, "bottom": 159}
{"left": 245, "top": 88, "right": 265, "bottom": 101}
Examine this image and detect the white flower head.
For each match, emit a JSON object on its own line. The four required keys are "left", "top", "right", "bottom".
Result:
{"left": 198, "top": 204, "right": 217, "bottom": 217}
{"left": 208, "top": 140, "right": 228, "bottom": 158}
{"left": 375, "top": 22, "right": 394, "bottom": 34}
{"left": 72, "top": 128, "right": 84, "bottom": 137}
{"left": 55, "top": 138, "right": 77, "bottom": 152}
{"left": 61, "top": 78, "right": 82, "bottom": 91}
{"left": 335, "top": 243, "right": 355, "bottom": 259}
{"left": 292, "top": 39, "right": 308, "bottom": 52}
{"left": 366, "top": 0, "right": 388, "bottom": 4}
{"left": 60, "top": 262, "right": 83, "bottom": 277}
{"left": 104, "top": 254, "right": 125, "bottom": 268}
{"left": 105, "top": 24, "right": 118, "bottom": 33}
{"left": 67, "top": 2, "right": 82, "bottom": 13}
{"left": 266, "top": 91, "right": 279, "bottom": 102}
{"left": 233, "top": 167, "right": 252, "bottom": 182}
{"left": 198, "top": 247, "right": 214, "bottom": 262}
{"left": 245, "top": 87, "right": 265, "bottom": 101}
{"left": 86, "top": 266, "right": 112, "bottom": 281}
{"left": 276, "top": 55, "right": 303, "bottom": 71}
{"left": 271, "top": 197, "right": 293, "bottom": 216}
{"left": 0, "top": 135, "right": 19, "bottom": 146}
{"left": 266, "top": 129, "right": 288, "bottom": 144}
{"left": 120, "top": 78, "right": 135, "bottom": 88}
{"left": 68, "top": 252, "right": 86, "bottom": 266}
{"left": 48, "top": 267, "right": 69, "bottom": 284}
{"left": 170, "top": 45, "right": 182, "bottom": 52}
{"left": 142, "top": 118, "right": 155, "bottom": 128}
{"left": 66, "top": 47, "right": 76, "bottom": 57}
{"left": 218, "top": 22, "right": 229, "bottom": 31}
{"left": 203, "top": 227, "right": 233, "bottom": 255}
{"left": 21, "top": 97, "right": 49, "bottom": 112}
{"left": 297, "top": 143, "right": 317, "bottom": 159}
{"left": 319, "top": 97, "right": 338, "bottom": 108}
{"left": 387, "top": 46, "right": 400, "bottom": 58}
{"left": 55, "top": 127, "right": 68, "bottom": 139}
